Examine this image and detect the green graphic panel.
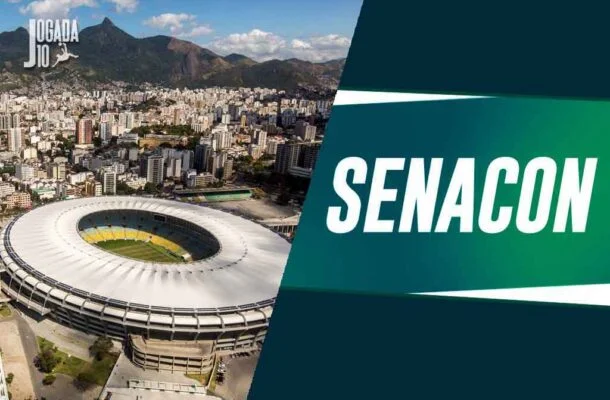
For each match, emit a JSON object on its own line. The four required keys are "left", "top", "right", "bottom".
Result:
{"left": 284, "top": 97, "right": 610, "bottom": 293}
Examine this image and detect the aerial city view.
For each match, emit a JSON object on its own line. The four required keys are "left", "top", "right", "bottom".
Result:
{"left": 0, "top": 0, "right": 360, "bottom": 399}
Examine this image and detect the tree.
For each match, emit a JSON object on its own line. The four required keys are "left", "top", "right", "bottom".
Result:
{"left": 92, "top": 137, "right": 102, "bottom": 147}
{"left": 116, "top": 181, "right": 136, "bottom": 195}
{"left": 252, "top": 162, "right": 266, "bottom": 173}
{"left": 237, "top": 155, "right": 254, "bottom": 164}
{"left": 143, "top": 182, "right": 159, "bottom": 194}
{"left": 259, "top": 153, "right": 275, "bottom": 161}
{"left": 186, "top": 135, "right": 201, "bottom": 150}
{"left": 72, "top": 164, "right": 89, "bottom": 173}
{"left": 206, "top": 180, "right": 224, "bottom": 188}
{"left": 74, "top": 370, "right": 97, "bottom": 391}
{"left": 37, "top": 349, "right": 60, "bottom": 373}
{"left": 90, "top": 336, "right": 113, "bottom": 361}
{"left": 42, "top": 374, "right": 56, "bottom": 385}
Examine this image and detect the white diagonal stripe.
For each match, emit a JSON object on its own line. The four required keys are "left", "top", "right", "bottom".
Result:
{"left": 333, "top": 90, "right": 487, "bottom": 106}
{"left": 416, "top": 284, "right": 610, "bottom": 306}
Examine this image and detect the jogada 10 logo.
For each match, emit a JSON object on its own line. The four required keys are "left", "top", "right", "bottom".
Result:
{"left": 24, "top": 19, "right": 79, "bottom": 69}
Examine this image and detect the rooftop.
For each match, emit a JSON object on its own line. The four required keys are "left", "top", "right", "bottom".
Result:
{"left": 2, "top": 196, "right": 290, "bottom": 310}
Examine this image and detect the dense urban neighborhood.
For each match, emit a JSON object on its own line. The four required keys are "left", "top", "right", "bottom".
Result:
{"left": 0, "top": 85, "right": 330, "bottom": 212}
{"left": 0, "top": 83, "right": 333, "bottom": 400}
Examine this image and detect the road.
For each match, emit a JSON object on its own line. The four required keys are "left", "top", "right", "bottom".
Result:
{"left": 0, "top": 315, "right": 36, "bottom": 400}
{"left": 12, "top": 311, "right": 44, "bottom": 395}
{"left": 213, "top": 352, "right": 260, "bottom": 400}
{"left": 10, "top": 308, "right": 101, "bottom": 400}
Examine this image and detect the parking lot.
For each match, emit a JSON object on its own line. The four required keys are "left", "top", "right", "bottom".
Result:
{"left": 213, "top": 351, "right": 261, "bottom": 400}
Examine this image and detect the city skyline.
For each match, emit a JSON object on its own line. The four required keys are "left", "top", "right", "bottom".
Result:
{"left": 0, "top": 82, "right": 324, "bottom": 399}
{"left": 0, "top": 2, "right": 347, "bottom": 399}
{"left": 0, "top": 0, "right": 361, "bottom": 62}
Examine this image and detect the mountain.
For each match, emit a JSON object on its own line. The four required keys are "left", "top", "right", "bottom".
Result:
{"left": 224, "top": 53, "right": 257, "bottom": 67}
{"left": 0, "top": 27, "right": 29, "bottom": 68}
{"left": 0, "top": 18, "right": 344, "bottom": 91}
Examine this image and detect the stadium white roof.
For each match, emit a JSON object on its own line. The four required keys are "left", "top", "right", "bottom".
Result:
{"left": 5, "top": 197, "right": 290, "bottom": 309}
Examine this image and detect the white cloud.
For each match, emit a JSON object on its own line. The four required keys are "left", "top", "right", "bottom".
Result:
{"left": 208, "top": 29, "right": 285, "bottom": 60}
{"left": 179, "top": 25, "right": 213, "bottom": 38}
{"left": 20, "top": 0, "right": 97, "bottom": 19}
{"left": 291, "top": 39, "right": 312, "bottom": 50}
{"left": 309, "top": 34, "right": 352, "bottom": 50}
{"left": 107, "top": 0, "right": 137, "bottom": 13}
{"left": 208, "top": 30, "right": 351, "bottom": 62}
{"left": 143, "top": 13, "right": 196, "bottom": 34}
{"left": 143, "top": 13, "right": 213, "bottom": 37}
{"left": 288, "top": 34, "right": 352, "bottom": 62}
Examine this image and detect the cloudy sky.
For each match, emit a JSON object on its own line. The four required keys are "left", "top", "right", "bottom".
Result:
{"left": 1, "top": 0, "right": 361, "bottom": 62}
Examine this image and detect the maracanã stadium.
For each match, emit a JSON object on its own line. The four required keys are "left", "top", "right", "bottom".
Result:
{"left": 0, "top": 196, "right": 290, "bottom": 373}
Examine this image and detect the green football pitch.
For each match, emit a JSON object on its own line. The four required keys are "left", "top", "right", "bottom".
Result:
{"left": 95, "top": 239, "right": 183, "bottom": 263}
